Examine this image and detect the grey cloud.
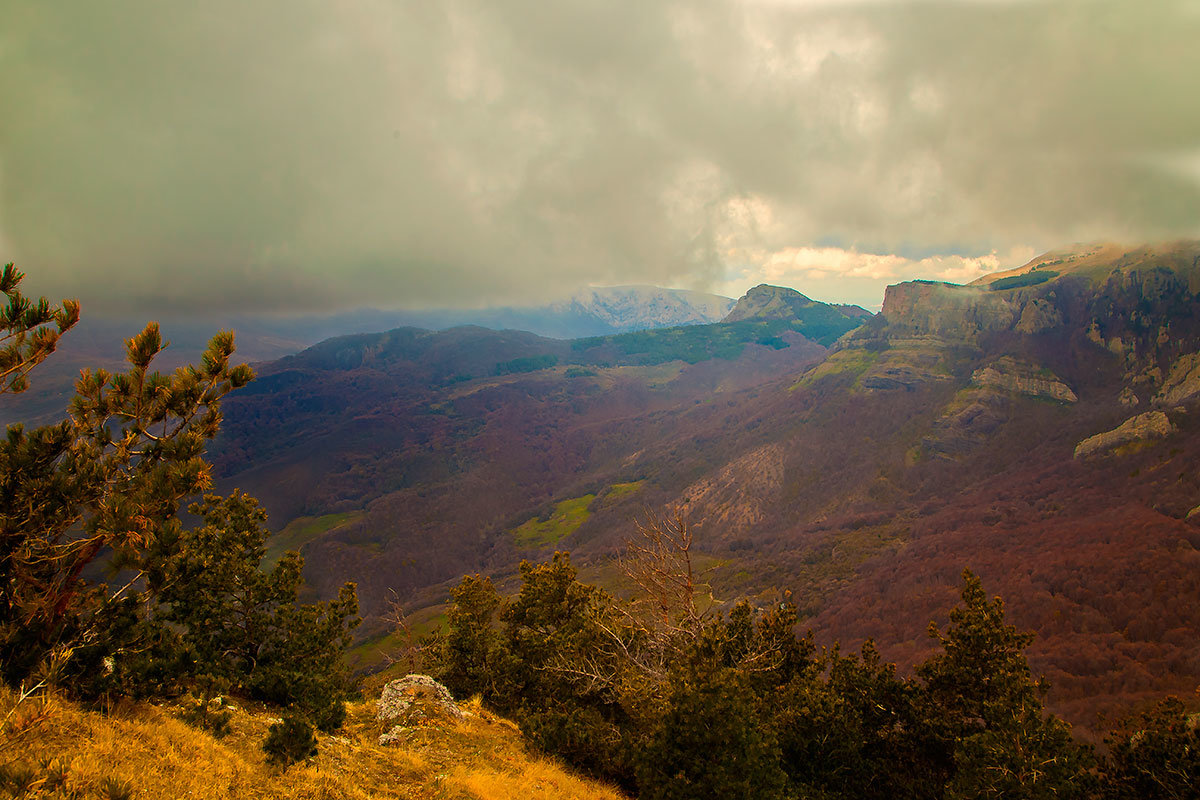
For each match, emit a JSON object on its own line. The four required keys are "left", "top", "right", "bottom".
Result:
{"left": 2, "top": 0, "right": 1198, "bottom": 313}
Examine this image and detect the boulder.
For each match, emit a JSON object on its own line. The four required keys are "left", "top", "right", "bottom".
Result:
{"left": 376, "top": 674, "right": 464, "bottom": 737}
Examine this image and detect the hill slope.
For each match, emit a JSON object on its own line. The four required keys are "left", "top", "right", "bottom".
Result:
{"left": 0, "top": 285, "right": 736, "bottom": 427}
{"left": 211, "top": 299, "right": 852, "bottom": 627}
{"left": 1, "top": 684, "right": 625, "bottom": 800}
{"left": 214, "top": 247, "right": 1200, "bottom": 734}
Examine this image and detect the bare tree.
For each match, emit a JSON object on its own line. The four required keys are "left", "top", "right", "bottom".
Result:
{"left": 381, "top": 591, "right": 424, "bottom": 675}
{"left": 619, "top": 506, "right": 709, "bottom": 635}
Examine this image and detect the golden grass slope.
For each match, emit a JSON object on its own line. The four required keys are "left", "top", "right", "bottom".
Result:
{"left": 0, "top": 686, "right": 626, "bottom": 800}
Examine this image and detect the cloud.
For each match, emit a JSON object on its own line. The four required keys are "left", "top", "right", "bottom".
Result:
{"left": 715, "top": 242, "right": 1036, "bottom": 309}
{"left": 1, "top": 0, "right": 1198, "bottom": 313}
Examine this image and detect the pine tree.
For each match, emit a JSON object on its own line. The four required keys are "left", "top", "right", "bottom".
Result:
{"left": 917, "top": 570, "right": 1094, "bottom": 799}
{"left": 1102, "top": 695, "right": 1200, "bottom": 800}
{"left": 0, "top": 266, "right": 358, "bottom": 753}
{"left": 0, "top": 263, "right": 78, "bottom": 396}
{"left": 432, "top": 573, "right": 506, "bottom": 702}
{"left": 0, "top": 268, "right": 252, "bottom": 683}
{"left": 160, "top": 491, "right": 360, "bottom": 731}
{"left": 637, "top": 666, "right": 788, "bottom": 800}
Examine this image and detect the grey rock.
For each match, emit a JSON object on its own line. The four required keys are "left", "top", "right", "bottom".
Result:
{"left": 378, "top": 725, "right": 408, "bottom": 747}
{"left": 1014, "top": 298, "right": 1064, "bottom": 334}
{"left": 971, "top": 357, "right": 1077, "bottom": 403}
{"left": 1154, "top": 353, "right": 1200, "bottom": 407}
{"left": 376, "top": 674, "right": 464, "bottom": 729}
{"left": 1074, "top": 411, "right": 1175, "bottom": 459}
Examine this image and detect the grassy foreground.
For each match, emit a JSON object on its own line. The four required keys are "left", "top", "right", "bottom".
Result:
{"left": 0, "top": 685, "right": 626, "bottom": 800}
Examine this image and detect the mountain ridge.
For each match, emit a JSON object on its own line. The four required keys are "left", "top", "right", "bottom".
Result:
{"left": 122, "top": 244, "right": 1200, "bottom": 735}
{"left": 0, "top": 285, "right": 738, "bottom": 427}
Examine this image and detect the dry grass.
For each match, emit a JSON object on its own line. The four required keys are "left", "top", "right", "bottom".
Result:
{"left": 0, "top": 687, "right": 626, "bottom": 800}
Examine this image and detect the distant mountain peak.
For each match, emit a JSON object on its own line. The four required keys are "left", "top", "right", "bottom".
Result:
{"left": 557, "top": 285, "right": 734, "bottom": 332}
{"left": 723, "top": 284, "right": 870, "bottom": 324}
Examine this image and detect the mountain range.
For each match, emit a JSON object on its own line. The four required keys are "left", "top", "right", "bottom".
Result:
{"left": 203, "top": 241, "right": 1200, "bottom": 739}
{"left": 0, "top": 285, "right": 741, "bottom": 427}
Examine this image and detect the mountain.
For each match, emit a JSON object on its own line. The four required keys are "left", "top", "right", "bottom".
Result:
{"left": 339, "top": 285, "right": 735, "bottom": 340}
{"left": 0, "top": 285, "right": 734, "bottom": 427}
{"left": 207, "top": 245, "right": 1200, "bottom": 735}
{"left": 725, "top": 284, "right": 869, "bottom": 322}
{"left": 209, "top": 306, "right": 849, "bottom": 621}
{"left": 723, "top": 284, "right": 872, "bottom": 344}
{"left": 554, "top": 285, "right": 735, "bottom": 333}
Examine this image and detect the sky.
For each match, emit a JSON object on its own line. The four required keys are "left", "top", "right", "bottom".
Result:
{"left": 3, "top": 0, "right": 1200, "bottom": 314}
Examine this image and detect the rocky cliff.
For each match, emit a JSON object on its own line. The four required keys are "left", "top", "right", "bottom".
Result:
{"left": 877, "top": 280, "right": 1019, "bottom": 341}
{"left": 1074, "top": 410, "right": 1176, "bottom": 459}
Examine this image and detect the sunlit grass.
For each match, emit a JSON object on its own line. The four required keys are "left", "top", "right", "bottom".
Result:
{"left": 602, "top": 481, "right": 645, "bottom": 503}
{"left": 512, "top": 495, "right": 596, "bottom": 548}
{"left": 0, "top": 684, "right": 626, "bottom": 800}
{"left": 791, "top": 348, "right": 880, "bottom": 391}
{"left": 265, "top": 511, "right": 361, "bottom": 566}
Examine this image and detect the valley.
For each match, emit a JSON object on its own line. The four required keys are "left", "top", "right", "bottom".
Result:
{"left": 214, "top": 243, "right": 1200, "bottom": 736}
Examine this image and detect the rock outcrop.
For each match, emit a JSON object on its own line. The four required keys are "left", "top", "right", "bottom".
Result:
{"left": 1073, "top": 411, "right": 1176, "bottom": 459}
{"left": 861, "top": 362, "right": 952, "bottom": 391}
{"left": 377, "top": 674, "right": 465, "bottom": 745}
{"left": 920, "top": 359, "right": 1074, "bottom": 458}
{"left": 921, "top": 387, "right": 1009, "bottom": 458}
{"left": 1014, "top": 298, "right": 1064, "bottom": 334}
{"left": 879, "top": 281, "right": 1017, "bottom": 341}
{"left": 971, "top": 358, "right": 1077, "bottom": 403}
{"left": 1154, "top": 353, "right": 1200, "bottom": 406}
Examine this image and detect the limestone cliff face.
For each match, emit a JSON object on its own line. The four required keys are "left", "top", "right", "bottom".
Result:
{"left": 918, "top": 359, "right": 1075, "bottom": 459}
{"left": 879, "top": 281, "right": 1018, "bottom": 340}
{"left": 971, "top": 358, "right": 1077, "bottom": 403}
{"left": 1155, "top": 353, "right": 1200, "bottom": 406}
{"left": 1014, "top": 298, "right": 1064, "bottom": 334}
{"left": 1073, "top": 411, "right": 1176, "bottom": 459}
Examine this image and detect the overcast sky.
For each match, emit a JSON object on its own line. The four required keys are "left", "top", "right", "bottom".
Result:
{"left": 3, "top": 0, "right": 1199, "bottom": 313}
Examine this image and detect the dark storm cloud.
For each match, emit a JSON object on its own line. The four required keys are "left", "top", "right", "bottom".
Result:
{"left": 2, "top": 0, "right": 1198, "bottom": 312}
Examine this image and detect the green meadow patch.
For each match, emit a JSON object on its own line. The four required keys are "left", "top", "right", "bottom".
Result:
{"left": 265, "top": 511, "right": 362, "bottom": 567}
{"left": 513, "top": 495, "right": 596, "bottom": 548}
{"left": 603, "top": 480, "right": 645, "bottom": 502}
{"left": 792, "top": 348, "right": 880, "bottom": 390}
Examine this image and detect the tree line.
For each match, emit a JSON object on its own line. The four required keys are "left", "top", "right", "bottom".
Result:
{"left": 423, "top": 512, "right": 1199, "bottom": 799}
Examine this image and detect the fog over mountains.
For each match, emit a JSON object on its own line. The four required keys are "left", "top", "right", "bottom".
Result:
{"left": 0, "top": 285, "right": 739, "bottom": 426}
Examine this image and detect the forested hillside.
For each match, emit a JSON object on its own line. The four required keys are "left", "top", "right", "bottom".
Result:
{"left": 215, "top": 243, "right": 1200, "bottom": 738}
{"left": 3, "top": 254, "right": 1200, "bottom": 798}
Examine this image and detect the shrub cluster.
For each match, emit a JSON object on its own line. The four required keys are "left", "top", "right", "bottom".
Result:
{"left": 428, "top": 553, "right": 1198, "bottom": 799}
